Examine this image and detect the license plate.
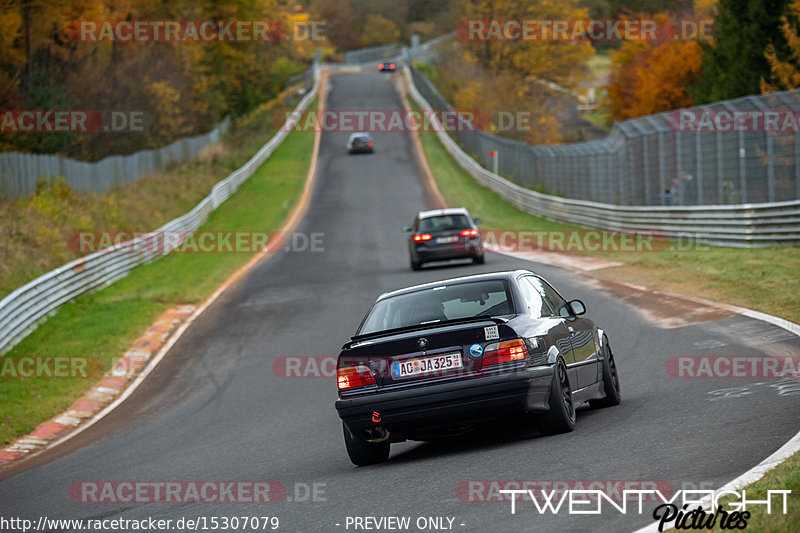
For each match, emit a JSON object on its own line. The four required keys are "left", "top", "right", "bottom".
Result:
{"left": 435, "top": 236, "right": 458, "bottom": 244}
{"left": 392, "top": 353, "right": 462, "bottom": 378}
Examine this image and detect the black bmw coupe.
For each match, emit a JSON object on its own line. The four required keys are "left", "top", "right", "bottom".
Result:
{"left": 335, "top": 270, "right": 621, "bottom": 465}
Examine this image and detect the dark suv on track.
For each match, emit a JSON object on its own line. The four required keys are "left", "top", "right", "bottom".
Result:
{"left": 403, "top": 208, "right": 484, "bottom": 270}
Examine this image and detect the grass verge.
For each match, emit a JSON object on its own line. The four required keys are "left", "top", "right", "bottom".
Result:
{"left": 409, "top": 94, "right": 800, "bottom": 533}
{"left": 681, "top": 453, "right": 800, "bottom": 532}
{"left": 0, "top": 97, "right": 317, "bottom": 446}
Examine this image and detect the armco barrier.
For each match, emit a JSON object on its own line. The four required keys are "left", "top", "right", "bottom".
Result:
{"left": 403, "top": 51, "right": 800, "bottom": 247}
{"left": 0, "top": 59, "right": 320, "bottom": 355}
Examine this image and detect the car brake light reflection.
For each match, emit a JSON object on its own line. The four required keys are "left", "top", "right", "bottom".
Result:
{"left": 482, "top": 338, "right": 528, "bottom": 367}
{"left": 337, "top": 365, "right": 377, "bottom": 389}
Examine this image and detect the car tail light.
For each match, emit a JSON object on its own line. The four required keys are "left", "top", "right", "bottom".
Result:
{"left": 413, "top": 234, "right": 432, "bottom": 242}
{"left": 379, "top": 63, "right": 384, "bottom": 68}
{"left": 367, "top": 141, "right": 373, "bottom": 147}
{"left": 483, "top": 339, "right": 528, "bottom": 367}
{"left": 337, "top": 365, "right": 376, "bottom": 390}
{"left": 390, "top": 63, "right": 395, "bottom": 69}
{"left": 460, "top": 229, "right": 479, "bottom": 237}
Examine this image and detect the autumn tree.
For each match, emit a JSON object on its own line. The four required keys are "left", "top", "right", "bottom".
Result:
{"left": 762, "top": 0, "right": 800, "bottom": 92}
{"left": 606, "top": 39, "right": 703, "bottom": 120}
{"left": 692, "top": 0, "right": 791, "bottom": 103}
{"left": 1, "top": 0, "right": 317, "bottom": 159}
{"left": 359, "top": 15, "right": 401, "bottom": 48}
{"left": 461, "top": 0, "right": 594, "bottom": 89}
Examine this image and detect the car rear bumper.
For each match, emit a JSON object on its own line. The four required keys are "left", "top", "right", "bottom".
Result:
{"left": 414, "top": 243, "right": 482, "bottom": 262}
{"left": 335, "top": 366, "right": 553, "bottom": 440}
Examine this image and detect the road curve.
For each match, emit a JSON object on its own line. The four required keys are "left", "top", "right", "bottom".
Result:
{"left": 2, "top": 71, "right": 800, "bottom": 533}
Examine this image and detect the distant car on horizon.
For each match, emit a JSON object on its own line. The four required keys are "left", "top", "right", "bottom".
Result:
{"left": 403, "top": 207, "right": 484, "bottom": 270}
{"left": 378, "top": 62, "right": 396, "bottom": 73}
{"left": 347, "top": 132, "right": 374, "bottom": 154}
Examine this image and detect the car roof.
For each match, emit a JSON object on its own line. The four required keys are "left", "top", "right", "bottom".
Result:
{"left": 417, "top": 207, "right": 471, "bottom": 219}
{"left": 377, "top": 270, "right": 533, "bottom": 301}
{"left": 348, "top": 132, "right": 371, "bottom": 138}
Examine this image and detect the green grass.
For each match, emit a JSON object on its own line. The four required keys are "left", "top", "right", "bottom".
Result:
{"left": 0, "top": 98, "right": 317, "bottom": 445}
{"left": 586, "top": 48, "right": 612, "bottom": 83}
{"left": 680, "top": 453, "right": 800, "bottom": 532}
{"left": 583, "top": 108, "right": 612, "bottom": 132}
{"left": 0, "top": 92, "right": 301, "bottom": 299}
{"left": 408, "top": 94, "right": 800, "bottom": 532}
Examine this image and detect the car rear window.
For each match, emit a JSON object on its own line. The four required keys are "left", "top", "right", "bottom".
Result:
{"left": 418, "top": 214, "right": 470, "bottom": 232}
{"left": 358, "top": 280, "right": 513, "bottom": 335}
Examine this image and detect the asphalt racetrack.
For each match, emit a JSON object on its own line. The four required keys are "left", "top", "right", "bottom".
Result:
{"left": 2, "top": 71, "right": 800, "bottom": 533}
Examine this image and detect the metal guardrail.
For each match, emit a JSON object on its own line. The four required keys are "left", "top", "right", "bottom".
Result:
{"left": 403, "top": 58, "right": 800, "bottom": 247}
{"left": 0, "top": 59, "right": 321, "bottom": 355}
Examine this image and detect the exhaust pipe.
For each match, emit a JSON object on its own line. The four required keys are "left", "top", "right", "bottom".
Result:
{"left": 364, "top": 426, "right": 390, "bottom": 443}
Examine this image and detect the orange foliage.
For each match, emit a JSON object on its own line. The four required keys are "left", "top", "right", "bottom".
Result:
{"left": 605, "top": 18, "right": 704, "bottom": 120}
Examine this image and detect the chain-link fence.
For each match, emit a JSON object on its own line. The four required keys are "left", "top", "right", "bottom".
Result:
{"left": 0, "top": 53, "right": 320, "bottom": 200}
{"left": 343, "top": 44, "right": 400, "bottom": 64}
{"left": 408, "top": 60, "right": 800, "bottom": 207}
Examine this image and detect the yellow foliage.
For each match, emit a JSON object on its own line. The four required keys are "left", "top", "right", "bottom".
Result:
{"left": 762, "top": 0, "right": 800, "bottom": 92}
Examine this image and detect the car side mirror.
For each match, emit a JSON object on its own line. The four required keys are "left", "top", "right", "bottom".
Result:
{"left": 402, "top": 226, "right": 412, "bottom": 232}
{"left": 473, "top": 217, "right": 482, "bottom": 225}
{"left": 569, "top": 299, "right": 586, "bottom": 316}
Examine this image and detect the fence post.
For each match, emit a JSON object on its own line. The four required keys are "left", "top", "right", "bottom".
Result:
{"left": 695, "top": 131, "right": 704, "bottom": 205}
{"left": 738, "top": 129, "right": 747, "bottom": 204}
{"left": 658, "top": 131, "right": 666, "bottom": 206}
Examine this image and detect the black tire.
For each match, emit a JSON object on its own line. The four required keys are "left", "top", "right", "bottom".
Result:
{"left": 589, "top": 338, "right": 621, "bottom": 408}
{"left": 410, "top": 258, "right": 422, "bottom": 271}
{"left": 343, "top": 424, "right": 390, "bottom": 466}
{"left": 539, "top": 360, "right": 576, "bottom": 435}
{"left": 473, "top": 254, "right": 485, "bottom": 265}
